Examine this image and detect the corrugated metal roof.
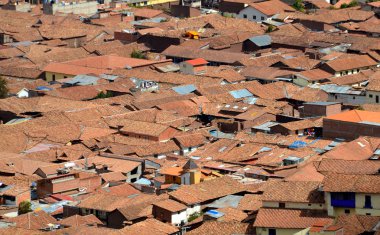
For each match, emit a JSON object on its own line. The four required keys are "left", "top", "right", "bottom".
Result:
{"left": 304, "top": 102, "right": 340, "bottom": 106}
{"left": 248, "top": 35, "right": 272, "bottom": 47}
{"left": 206, "top": 195, "right": 243, "bottom": 209}
{"left": 100, "top": 74, "right": 118, "bottom": 81}
{"left": 64, "top": 74, "right": 99, "bottom": 86}
{"left": 229, "top": 89, "right": 253, "bottom": 99}
{"left": 172, "top": 84, "right": 197, "bottom": 95}
{"left": 253, "top": 121, "right": 279, "bottom": 131}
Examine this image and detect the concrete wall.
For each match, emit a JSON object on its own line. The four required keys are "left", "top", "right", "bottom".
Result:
{"left": 45, "top": 72, "right": 73, "bottom": 82}
{"left": 367, "top": 90, "right": 380, "bottom": 104}
{"left": 2, "top": 3, "right": 31, "bottom": 12}
{"left": 43, "top": 1, "right": 98, "bottom": 15}
{"left": 302, "top": 103, "right": 341, "bottom": 117}
{"left": 172, "top": 210, "right": 187, "bottom": 225}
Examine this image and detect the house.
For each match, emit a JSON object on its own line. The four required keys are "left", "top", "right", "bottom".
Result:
{"left": 322, "top": 173, "right": 380, "bottom": 216}
{"left": 119, "top": 120, "right": 180, "bottom": 142}
{"left": 0, "top": 185, "right": 30, "bottom": 206}
{"left": 173, "top": 133, "right": 208, "bottom": 155}
{"left": 261, "top": 181, "right": 326, "bottom": 210}
{"left": 366, "top": 79, "right": 380, "bottom": 104}
{"left": 242, "top": 35, "right": 272, "bottom": 52}
{"left": 43, "top": 55, "right": 171, "bottom": 82}
{"left": 152, "top": 199, "right": 188, "bottom": 226}
{"left": 237, "top": 0, "right": 295, "bottom": 23}
{"left": 219, "top": 0, "right": 251, "bottom": 17}
{"left": 320, "top": 55, "right": 378, "bottom": 77}
{"left": 315, "top": 84, "right": 367, "bottom": 105}
{"left": 36, "top": 172, "right": 102, "bottom": 198}
{"left": 271, "top": 119, "right": 320, "bottom": 136}
{"left": 16, "top": 88, "right": 38, "bottom": 98}
{"left": 159, "top": 159, "right": 202, "bottom": 185}
{"left": 323, "top": 110, "right": 380, "bottom": 140}
{"left": 179, "top": 58, "right": 208, "bottom": 75}
{"left": 293, "top": 69, "right": 332, "bottom": 87}
{"left": 300, "top": 102, "right": 341, "bottom": 118}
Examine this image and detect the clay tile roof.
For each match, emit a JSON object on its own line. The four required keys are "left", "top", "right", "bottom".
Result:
{"left": 335, "top": 214, "right": 380, "bottom": 235}
{"left": 100, "top": 172, "right": 127, "bottom": 183}
{"left": 186, "top": 221, "right": 253, "bottom": 235}
{"left": 133, "top": 8, "right": 164, "bottom": 18}
{"left": 322, "top": 173, "right": 380, "bottom": 193}
{"left": 296, "top": 69, "right": 332, "bottom": 81}
{"left": 174, "top": 133, "right": 207, "bottom": 148}
{"left": 254, "top": 208, "right": 333, "bottom": 229}
{"left": 121, "top": 218, "right": 179, "bottom": 235}
{"left": 153, "top": 199, "right": 187, "bottom": 212}
{"left": 262, "top": 181, "right": 324, "bottom": 203}
{"left": 5, "top": 210, "right": 56, "bottom": 230}
{"left": 59, "top": 214, "right": 103, "bottom": 227}
{"left": 316, "top": 159, "right": 380, "bottom": 175}
{"left": 367, "top": 79, "right": 380, "bottom": 92}
{"left": 325, "top": 55, "right": 377, "bottom": 72}
{"left": 119, "top": 119, "right": 173, "bottom": 137}
{"left": 237, "top": 194, "right": 262, "bottom": 211}
{"left": 169, "top": 176, "right": 245, "bottom": 205}
{"left": 249, "top": 0, "right": 295, "bottom": 16}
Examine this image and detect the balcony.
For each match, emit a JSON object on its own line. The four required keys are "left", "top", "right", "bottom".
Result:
{"left": 331, "top": 192, "right": 355, "bottom": 208}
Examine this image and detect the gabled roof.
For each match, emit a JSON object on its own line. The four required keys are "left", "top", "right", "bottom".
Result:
{"left": 324, "top": 55, "right": 377, "bottom": 72}
{"left": 247, "top": 35, "right": 272, "bottom": 47}
{"left": 248, "top": 0, "right": 295, "bottom": 16}
{"left": 323, "top": 173, "right": 380, "bottom": 193}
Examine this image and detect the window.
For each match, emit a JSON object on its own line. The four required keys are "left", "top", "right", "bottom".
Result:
{"left": 52, "top": 74, "right": 56, "bottom": 81}
{"left": 261, "top": 16, "right": 265, "bottom": 20}
{"left": 253, "top": 15, "right": 257, "bottom": 19}
{"left": 353, "top": 96, "right": 356, "bottom": 100}
{"left": 243, "top": 14, "right": 247, "bottom": 18}
{"left": 364, "top": 195, "right": 372, "bottom": 209}
{"left": 369, "top": 94, "right": 373, "bottom": 98}
{"left": 376, "top": 95, "right": 379, "bottom": 103}
{"left": 269, "top": 229, "right": 276, "bottom": 235}
{"left": 279, "top": 203, "right": 285, "bottom": 208}
{"left": 344, "top": 209, "right": 350, "bottom": 214}
{"left": 366, "top": 213, "right": 371, "bottom": 215}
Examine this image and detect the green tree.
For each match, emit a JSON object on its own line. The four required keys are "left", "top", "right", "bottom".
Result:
{"left": 292, "top": 0, "right": 305, "bottom": 12}
{"left": 0, "top": 76, "right": 8, "bottom": 99}
{"left": 266, "top": 25, "right": 275, "bottom": 33}
{"left": 95, "top": 91, "right": 114, "bottom": 99}
{"left": 18, "top": 201, "right": 32, "bottom": 215}
{"left": 131, "top": 50, "right": 146, "bottom": 59}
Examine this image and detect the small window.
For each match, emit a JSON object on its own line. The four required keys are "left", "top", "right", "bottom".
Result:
{"left": 279, "top": 203, "right": 285, "bottom": 208}
{"left": 243, "top": 14, "right": 247, "bottom": 18}
{"left": 253, "top": 15, "right": 257, "bottom": 19}
{"left": 344, "top": 209, "right": 350, "bottom": 214}
{"left": 269, "top": 228, "right": 276, "bottom": 235}
{"left": 308, "top": 204, "right": 311, "bottom": 206}
{"left": 366, "top": 213, "right": 371, "bottom": 215}
{"left": 52, "top": 74, "right": 56, "bottom": 82}
{"left": 369, "top": 94, "right": 373, "bottom": 98}
{"left": 261, "top": 16, "right": 265, "bottom": 20}
{"left": 353, "top": 96, "right": 356, "bottom": 100}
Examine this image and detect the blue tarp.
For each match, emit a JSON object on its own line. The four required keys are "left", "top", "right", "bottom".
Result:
{"left": 134, "top": 178, "right": 151, "bottom": 185}
{"left": 205, "top": 210, "right": 224, "bottom": 218}
{"left": 289, "top": 141, "right": 307, "bottom": 149}
{"left": 229, "top": 89, "right": 253, "bottom": 99}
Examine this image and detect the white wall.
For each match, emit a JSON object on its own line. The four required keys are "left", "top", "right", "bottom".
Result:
{"left": 172, "top": 210, "right": 188, "bottom": 225}
{"left": 186, "top": 204, "right": 201, "bottom": 217}
{"left": 237, "top": 7, "right": 269, "bottom": 22}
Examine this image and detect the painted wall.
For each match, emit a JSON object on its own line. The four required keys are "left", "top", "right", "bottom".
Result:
{"left": 367, "top": 90, "right": 380, "bottom": 104}
{"left": 325, "top": 192, "right": 380, "bottom": 217}
{"left": 263, "top": 201, "right": 326, "bottom": 210}
{"left": 172, "top": 210, "right": 188, "bottom": 225}
{"left": 237, "top": 7, "right": 269, "bottom": 22}
{"left": 45, "top": 72, "right": 73, "bottom": 82}
{"left": 186, "top": 204, "right": 201, "bottom": 217}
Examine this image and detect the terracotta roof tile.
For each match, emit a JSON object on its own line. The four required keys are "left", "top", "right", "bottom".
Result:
{"left": 323, "top": 173, "right": 380, "bottom": 193}
{"left": 153, "top": 199, "right": 187, "bottom": 212}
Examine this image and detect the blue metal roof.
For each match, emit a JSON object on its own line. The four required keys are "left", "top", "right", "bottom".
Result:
{"left": 304, "top": 102, "right": 340, "bottom": 106}
{"left": 172, "top": 84, "right": 197, "bottom": 95}
{"left": 248, "top": 35, "right": 272, "bottom": 47}
{"left": 229, "top": 89, "right": 253, "bottom": 99}
{"left": 289, "top": 141, "right": 307, "bottom": 149}
{"left": 36, "top": 86, "right": 53, "bottom": 91}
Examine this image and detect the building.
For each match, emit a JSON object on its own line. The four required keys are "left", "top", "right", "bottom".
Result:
{"left": 179, "top": 58, "right": 208, "bottom": 75}
{"left": 366, "top": 79, "right": 380, "bottom": 104}
{"left": 320, "top": 55, "right": 378, "bottom": 77}
{"left": 242, "top": 35, "right": 272, "bottom": 52}
{"left": 152, "top": 199, "right": 188, "bottom": 226}
{"left": 323, "top": 110, "right": 380, "bottom": 140}
{"left": 159, "top": 159, "right": 202, "bottom": 185}
{"left": 293, "top": 69, "right": 332, "bottom": 87}
{"left": 301, "top": 102, "right": 341, "bottom": 118}
{"left": 323, "top": 173, "right": 380, "bottom": 217}
{"left": 0, "top": 185, "right": 30, "bottom": 206}
{"left": 36, "top": 172, "right": 102, "bottom": 198}
{"left": 237, "top": 0, "right": 295, "bottom": 22}
{"left": 271, "top": 119, "right": 320, "bottom": 136}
